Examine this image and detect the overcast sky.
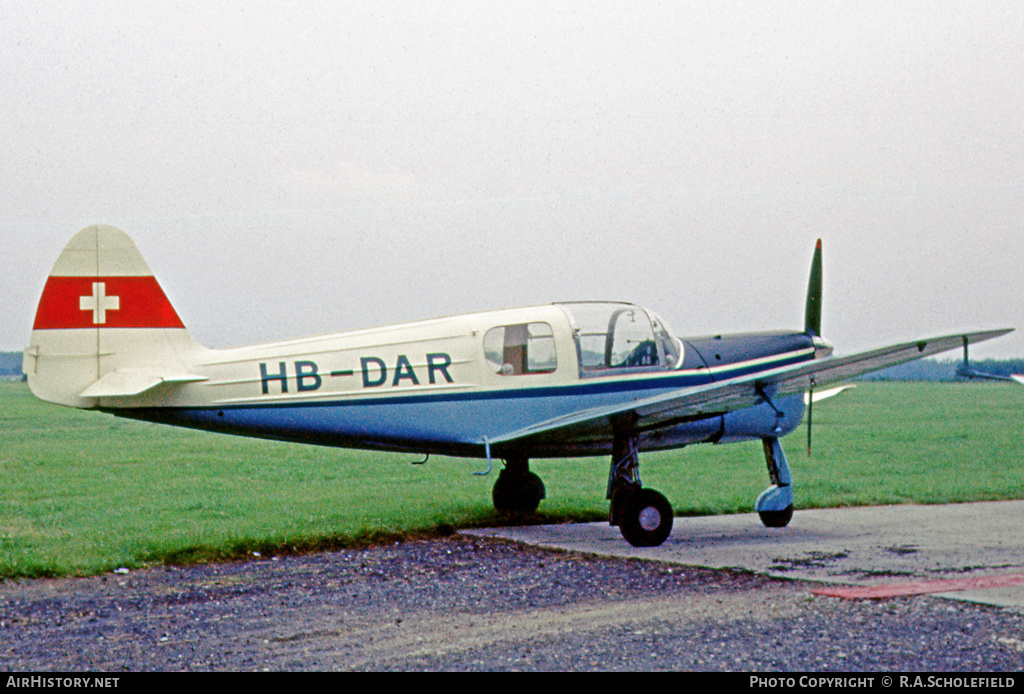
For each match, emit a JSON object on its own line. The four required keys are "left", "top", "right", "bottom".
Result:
{"left": 3, "top": 1, "right": 1022, "bottom": 360}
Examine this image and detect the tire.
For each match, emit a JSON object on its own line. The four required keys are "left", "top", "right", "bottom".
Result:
{"left": 492, "top": 469, "right": 546, "bottom": 513}
{"left": 758, "top": 504, "right": 793, "bottom": 528}
{"left": 618, "top": 488, "right": 674, "bottom": 547}
{"left": 608, "top": 485, "right": 637, "bottom": 526}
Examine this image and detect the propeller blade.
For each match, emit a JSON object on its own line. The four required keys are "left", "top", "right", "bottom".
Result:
{"left": 804, "top": 238, "right": 822, "bottom": 453}
{"left": 804, "top": 239, "right": 823, "bottom": 337}
{"left": 806, "top": 383, "right": 813, "bottom": 457}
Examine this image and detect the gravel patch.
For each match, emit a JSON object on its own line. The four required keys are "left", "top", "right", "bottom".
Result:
{"left": 2, "top": 535, "right": 1023, "bottom": 671}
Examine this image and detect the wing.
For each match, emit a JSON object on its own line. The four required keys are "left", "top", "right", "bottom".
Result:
{"left": 487, "top": 328, "right": 1013, "bottom": 448}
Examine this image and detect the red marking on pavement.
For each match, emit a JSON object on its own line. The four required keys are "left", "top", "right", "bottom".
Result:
{"left": 812, "top": 573, "right": 1024, "bottom": 600}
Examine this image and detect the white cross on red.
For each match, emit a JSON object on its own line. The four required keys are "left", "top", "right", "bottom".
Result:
{"left": 79, "top": 282, "right": 120, "bottom": 325}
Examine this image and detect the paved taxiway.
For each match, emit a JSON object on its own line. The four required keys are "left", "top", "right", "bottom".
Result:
{"left": 464, "top": 500, "right": 1024, "bottom": 609}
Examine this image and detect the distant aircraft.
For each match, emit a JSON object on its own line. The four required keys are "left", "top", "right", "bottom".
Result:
{"left": 24, "top": 225, "right": 1013, "bottom": 547}
{"left": 955, "top": 340, "right": 1024, "bottom": 384}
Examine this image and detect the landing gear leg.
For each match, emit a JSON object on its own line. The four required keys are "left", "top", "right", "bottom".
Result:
{"left": 755, "top": 436, "right": 794, "bottom": 528}
{"left": 492, "top": 455, "right": 546, "bottom": 513}
{"left": 607, "top": 432, "right": 673, "bottom": 547}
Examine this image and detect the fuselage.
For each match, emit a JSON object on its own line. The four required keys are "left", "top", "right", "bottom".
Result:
{"left": 104, "top": 301, "right": 827, "bottom": 458}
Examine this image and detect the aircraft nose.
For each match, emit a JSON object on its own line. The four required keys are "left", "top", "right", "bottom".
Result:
{"left": 812, "top": 335, "right": 834, "bottom": 358}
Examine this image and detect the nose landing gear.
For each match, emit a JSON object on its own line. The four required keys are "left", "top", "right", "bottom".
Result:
{"left": 755, "top": 436, "right": 794, "bottom": 528}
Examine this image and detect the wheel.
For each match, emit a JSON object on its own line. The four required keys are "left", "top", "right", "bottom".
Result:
{"left": 758, "top": 504, "right": 793, "bottom": 528}
{"left": 608, "top": 485, "right": 636, "bottom": 527}
{"left": 618, "top": 488, "right": 674, "bottom": 547}
{"left": 492, "top": 468, "right": 546, "bottom": 513}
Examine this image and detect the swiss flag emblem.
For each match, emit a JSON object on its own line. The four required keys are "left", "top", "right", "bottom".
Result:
{"left": 79, "top": 282, "right": 120, "bottom": 324}
{"left": 33, "top": 276, "right": 185, "bottom": 330}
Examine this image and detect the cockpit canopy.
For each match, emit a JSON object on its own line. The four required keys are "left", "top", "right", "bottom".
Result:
{"left": 557, "top": 302, "right": 682, "bottom": 375}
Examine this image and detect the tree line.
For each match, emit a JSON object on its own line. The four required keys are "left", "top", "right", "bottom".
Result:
{"left": 0, "top": 352, "right": 24, "bottom": 379}
{"left": 860, "top": 357, "right": 1024, "bottom": 381}
{"left": 2, "top": 351, "right": 1022, "bottom": 382}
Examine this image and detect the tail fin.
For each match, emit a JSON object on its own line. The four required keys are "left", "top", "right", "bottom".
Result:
{"left": 24, "top": 225, "right": 205, "bottom": 408}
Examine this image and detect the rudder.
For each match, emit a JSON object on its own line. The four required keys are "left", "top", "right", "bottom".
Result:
{"left": 24, "top": 225, "right": 202, "bottom": 408}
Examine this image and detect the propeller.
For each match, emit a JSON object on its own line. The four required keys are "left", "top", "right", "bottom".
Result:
{"left": 804, "top": 239, "right": 823, "bottom": 456}
{"left": 804, "top": 239, "right": 823, "bottom": 338}
{"left": 807, "top": 379, "right": 815, "bottom": 456}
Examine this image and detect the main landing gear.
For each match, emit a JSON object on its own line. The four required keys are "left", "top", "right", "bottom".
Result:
{"left": 607, "top": 433, "right": 674, "bottom": 547}
{"left": 489, "top": 435, "right": 793, "bottom": 545}
{"left": 492, "top": 455, "right": 546, "bottom": 513}
{"left": 605, "top": 432, "right": 792, "bottom": 546}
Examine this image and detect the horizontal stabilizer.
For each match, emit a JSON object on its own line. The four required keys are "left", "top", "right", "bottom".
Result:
{"left": 80, "top": 369, "right": 207, "bottom": 398}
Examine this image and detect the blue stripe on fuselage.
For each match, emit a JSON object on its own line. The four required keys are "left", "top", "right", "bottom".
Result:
{"left": 107, "top": 336, "right": 815, "bottom": 455}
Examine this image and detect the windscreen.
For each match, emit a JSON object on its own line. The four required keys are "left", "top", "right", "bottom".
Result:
{"left": 557, "top": 303, "right": 681, "bottom": 374}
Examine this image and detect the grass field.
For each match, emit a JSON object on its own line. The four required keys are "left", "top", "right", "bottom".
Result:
{"left": 1, "top": 380, "right": 1022, "bottom": 578}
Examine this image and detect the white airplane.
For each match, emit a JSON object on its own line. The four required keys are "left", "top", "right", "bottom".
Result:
{"left": 24, "top": 225, "right": 1013, "bottom": 546}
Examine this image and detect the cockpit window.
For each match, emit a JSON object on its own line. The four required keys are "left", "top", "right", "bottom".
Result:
{"left": 607, "top": 307, "right": 659, "bottom": 367}
{"left": 484, "top": 322, "right": 557, "bottom": 375}
{"left": 558, "top": 303, "right": 674, "bottom": 376}
{"left": 650, "top": 312, "right": 683, "bottom": 369}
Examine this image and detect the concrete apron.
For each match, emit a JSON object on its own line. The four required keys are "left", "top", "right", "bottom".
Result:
{"left": 462, "top": 500, "right": 1024, "bottom": 610}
